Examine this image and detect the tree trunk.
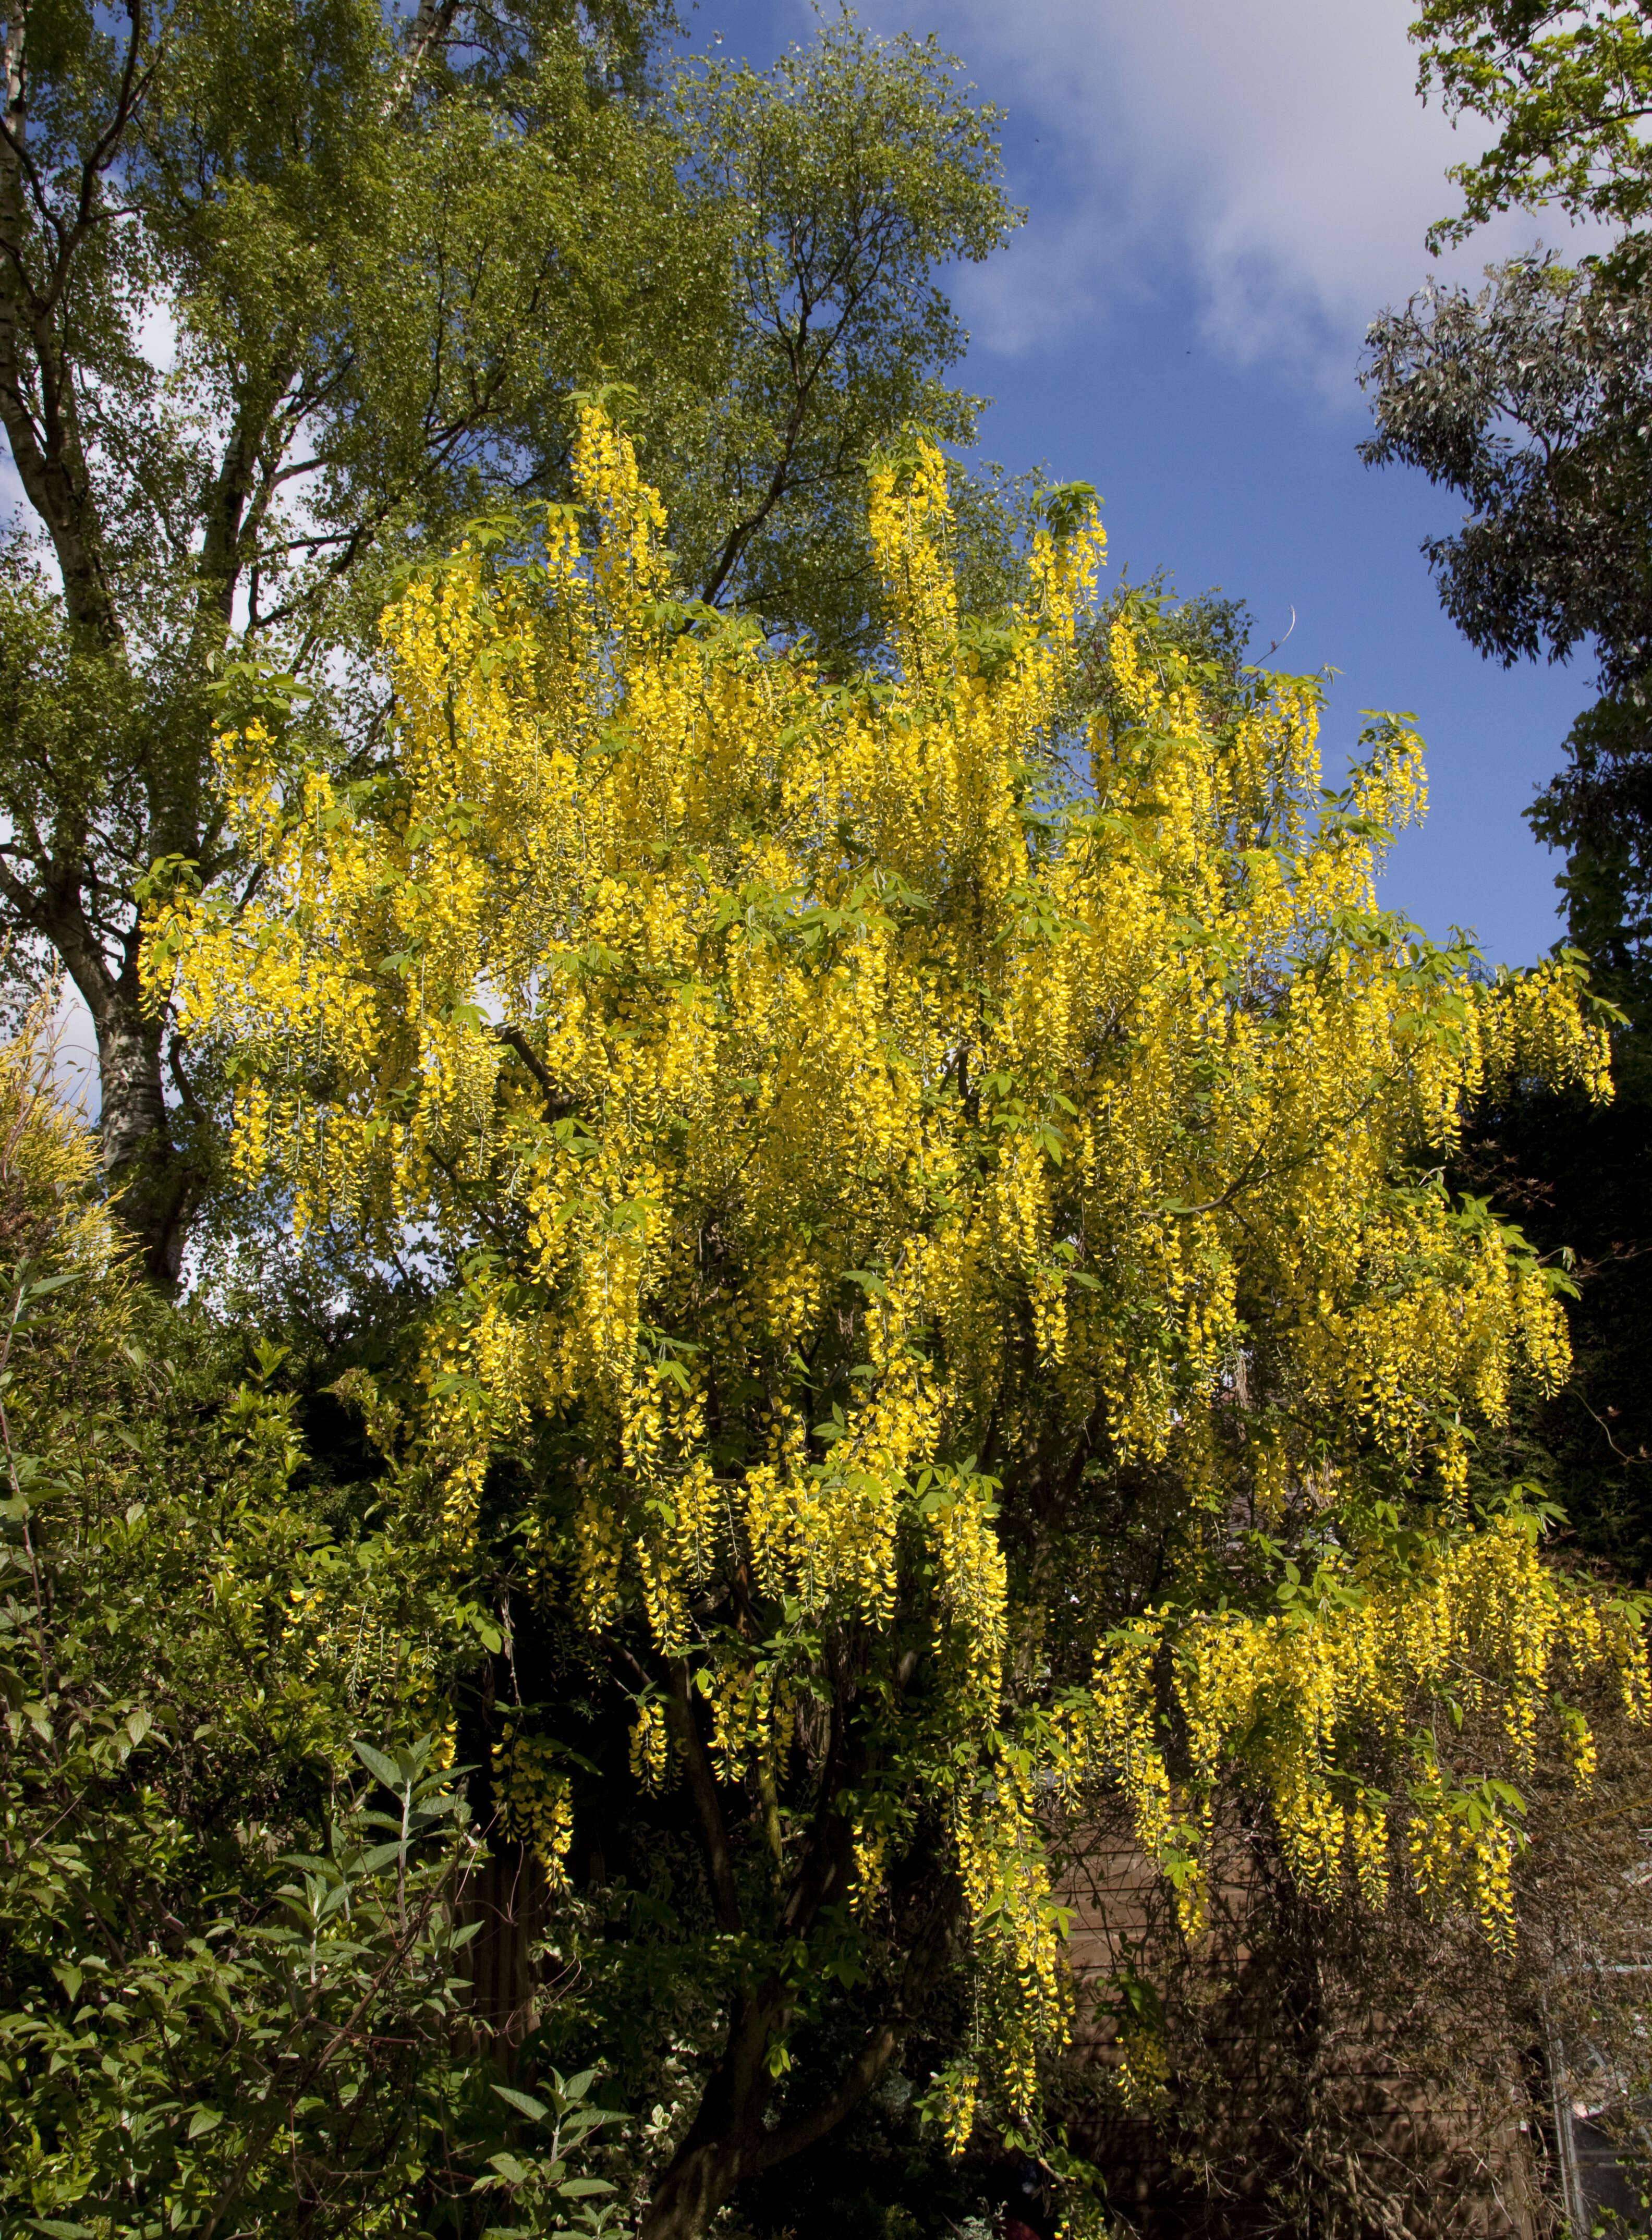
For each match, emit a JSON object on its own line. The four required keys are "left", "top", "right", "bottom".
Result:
{"left": 461, "top": 1841, "right": 546, "bottom": 2049}
{"left": 16, "top": 851, "right": 199, "bottom": 1289}
{"left": 636, "top": 2132, "right": 754, "bottom": 2240}
{"left": 94, "top": 977, "right": 195, "bottom": 1289}
{"left": 635, "top": 1993, "right": 778, "bottom": 2240}
{"left": 635, "top": 1996, "right": 904, "bottom": 2240}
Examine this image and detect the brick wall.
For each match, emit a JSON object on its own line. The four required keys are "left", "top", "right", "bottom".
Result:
{"left": 1051, "top": 1811, "right": 1554, "bottom": 2238}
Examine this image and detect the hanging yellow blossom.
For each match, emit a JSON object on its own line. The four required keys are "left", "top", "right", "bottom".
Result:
{"left": 492, "top": 1722, "right": 576, "bottom": 1890}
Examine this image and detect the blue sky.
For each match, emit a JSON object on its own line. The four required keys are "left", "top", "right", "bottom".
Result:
{"left": 679, "top": 0, "right": 1602, "bottom": 966}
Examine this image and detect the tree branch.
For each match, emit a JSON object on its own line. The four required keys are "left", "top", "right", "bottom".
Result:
{"left": 390, "top": 0, "right": 465, "bottom": 113}
{"left": 666, "top": 1657, "right": 744, "bottom": 1933}
{"left": 747, "top": 2022, "right": 898, "bottom": 2173}
{"left": 749, "top": 1877, "right": 960, "bottom": 2175}
{"left": 496, "top": 1024, "right": 573, "bottom": 1123}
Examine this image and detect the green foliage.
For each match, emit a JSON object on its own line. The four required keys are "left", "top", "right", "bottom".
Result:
{"left": 1455, "top": 1076, "right": 1652, "bottom": 1581}
{"left": 1412, "top": 1, "right": 1652, "bottom": 240}
{"left": 1363, "top": 14, "right": 1652, "bottom": 1621}
{"left": 646, "top": 18, "right": 1019, "bottom": 666}
{"left": 5, "top": 1726, "right": 479, "bottom": 2235}
{"left": 0, "top": 1017, "right": 630, "bottom": 2235}
{"left": 1528, "top": 690, "right": 1652, "bottom": 1041}
{"left": 475, "top": 2071, "right": 625, "bottom": 2237}
{"left": 1361, "top": 252, "right": 1652, "bottom": 690}
{"left": 1367, "top": 18, "right": 1652, "bottom": 1086}
{"left": 1076, "top": 574, "right": 1258, "bottom": 732}
{"left": 0, "top": 0, "right": 718, "bottom": 1276}
{"left": 1359, "top": 252, "right": 1652, "bottom": 1019}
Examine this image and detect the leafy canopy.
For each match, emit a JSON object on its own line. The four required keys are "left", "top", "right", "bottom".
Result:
{"left": 147, "top": 408, "right": 1641, "bottom": 2233}
{"left": 1363, "top": 9, "right": 1652, "bottom": 1033}
{"left": 1414, "top": 0, "right": 1652, "bottom": 240}
{"left": 650, "top": 20, "right": 1017, "bottom": 665}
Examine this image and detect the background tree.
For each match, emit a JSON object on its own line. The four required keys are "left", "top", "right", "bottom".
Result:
{"left": 1362, "top": 250, "right": 1652, "bottom": 1034}
{"left": 0, "top": 0, "right": 706, "bottom": 1282}
{"left": 0, "top": 0, "right": 1017, "bottom": 1284}
{"left": 644, "top": 22, "right": 1020, "bottom": 670}
{"left": 145, "top": 405, "right": 1641, "bottom": 2239}
{"left": 1360, "top": 4, "right": 1652, "bottom": 1585}
{"left": 1361, "top": 3, "right": 1652, "bottom": 1031}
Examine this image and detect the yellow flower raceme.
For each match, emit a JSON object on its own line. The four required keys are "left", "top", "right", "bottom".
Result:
{"left": 492, "top": 1723, "right": 575, "bottom": 1890}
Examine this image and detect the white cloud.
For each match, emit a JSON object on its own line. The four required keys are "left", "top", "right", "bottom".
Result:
{"left": 852, "top": 0, "right": 1598, "bottom": 390}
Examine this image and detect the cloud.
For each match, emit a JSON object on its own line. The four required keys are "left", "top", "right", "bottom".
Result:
{"left": 852, "top": 0, "right": 1594, "bottom": 390}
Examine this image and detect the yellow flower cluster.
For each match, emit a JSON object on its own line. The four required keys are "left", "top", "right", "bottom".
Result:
{"left": 1093, "top": 1517, "right": 1645, "bottom": 1939}
{"left": 1111, "top": 2016, "right": 1172, "bottom": 2117}
{"left": 492, "top": 1722, "right": 575, "bottom": 1890}
{"left": 700, "top": 1652, "right": 794, "bottom": 1788}
{"left": 1407, "top": 1778, "right": 1520, "bottom": 1951}
{"left": 956, "top": 1769, "right": 1073, "bottom": 2125}
{"left": 929, "top": 1473, "right": 1009, "bottom": 1712}
{"left": 147, "top": 401, "right": 1637, "bottom": 2128}
{"left": 931, "top": 2057, "right": 981, "bottom": 2159}
{"left": 629, "top": 1695, "right": 672, "bottom": 1793}
{"left": 851, "top": 1821, "right": 888, "bottom": 1920}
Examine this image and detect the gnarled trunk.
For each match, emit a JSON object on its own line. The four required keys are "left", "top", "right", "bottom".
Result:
{"left": 630, "top": 1659, "right": 955, "bottom": 2239}
{"left": 637, "top": 2134, "right": 753, "bottom": 2240}
{"left": 635, "top": 1993, "right": 780, "bottom": 2240}
{"left": 636, "top": 1994, "right": 905, "bottom": 2240}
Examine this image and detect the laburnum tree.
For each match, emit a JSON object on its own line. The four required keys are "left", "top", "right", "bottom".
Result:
{"left": 147, "top": 409, "right": 1647, "bottom": 2240}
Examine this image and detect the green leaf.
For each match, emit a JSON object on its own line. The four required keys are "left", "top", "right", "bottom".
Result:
{"left": 491, "top": 2084, "right": 550, "bottom": 2122}
{"left": 353, "top": 1739, "right": 404, "bottom": 1792}
{"left": 19, "top": 1269, "right": 80, "bottom": 1309}
{"left": 465, "top": 1604, "right": 505, "bottom": 1653}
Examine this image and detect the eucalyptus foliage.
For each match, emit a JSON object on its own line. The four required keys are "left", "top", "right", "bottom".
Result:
{"left": 1363, "top": 6, "right": 1652, "bottom": 1027}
